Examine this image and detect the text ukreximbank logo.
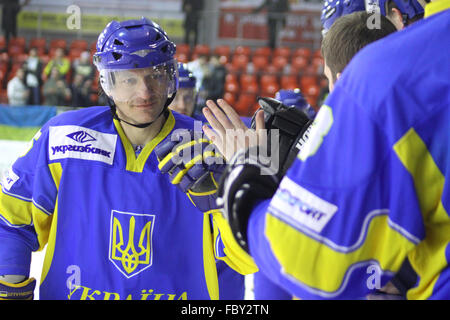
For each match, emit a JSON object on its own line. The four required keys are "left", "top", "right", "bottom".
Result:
{"left": 49, "top": 125, "right": 117, "bottom": 165}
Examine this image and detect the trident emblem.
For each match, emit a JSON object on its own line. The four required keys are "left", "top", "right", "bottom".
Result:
{"left": 109, "top": 211, "right": 155, "bottom": 278}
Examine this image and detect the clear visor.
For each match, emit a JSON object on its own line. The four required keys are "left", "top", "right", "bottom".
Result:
{"left": 99, "top": 60, "right": 178, "bottom": 105}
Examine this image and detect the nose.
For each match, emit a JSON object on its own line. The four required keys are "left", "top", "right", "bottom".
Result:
{"left": 135, "top": 78, "right": 152, "bottom": 100}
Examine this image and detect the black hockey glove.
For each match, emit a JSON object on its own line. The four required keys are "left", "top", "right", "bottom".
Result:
{"left": 251, "top": 96, "right": 313, "bottom": 179}
{"left": 216, "top": 146, "right": 280, "bottom": 253}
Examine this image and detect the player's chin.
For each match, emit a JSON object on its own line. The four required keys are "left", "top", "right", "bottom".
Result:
{"left": 133, "top": 104, "right": 165, "bottom": 123}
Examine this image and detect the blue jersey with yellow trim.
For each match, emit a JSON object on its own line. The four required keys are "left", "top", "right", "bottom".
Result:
{"left": 0, "top": 106, "right": 245, "bottom": 300}
{"left": 248, "top": 9, "right": 450, "bottom": 299}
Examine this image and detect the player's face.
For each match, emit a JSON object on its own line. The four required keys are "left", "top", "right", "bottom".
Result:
{"left": 110, "top": 67, "right": 170, "bottom": 125}
{"left": 169, "top": 88, "right": 196, "bottom": 117}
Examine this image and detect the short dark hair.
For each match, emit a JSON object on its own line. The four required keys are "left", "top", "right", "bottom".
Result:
{"left": 321, "top": 11, "right": 397, "bottom": 82}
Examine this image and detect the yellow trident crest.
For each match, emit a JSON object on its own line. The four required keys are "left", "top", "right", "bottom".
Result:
{"left": 109, "top": 211, "right": 155, "bottom": 278}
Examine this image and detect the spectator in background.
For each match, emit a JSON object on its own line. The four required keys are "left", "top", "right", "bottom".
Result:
{"left": 182, "top": 0, "right": 204, "bottom": 47}
{"left": 43, "top": 47, "right": 71, "bottom": 79}
{"left": 7, "top": 67, "right": 29, "bottom": 106}
{"left": 187, "top": 53, "right": 209, "bottom": 106}
{"left": 202, "top": 54, "right": 226, "bottom": 102}
{"left": 253, "top": 0, "right": 290, "bottom": 49}
{"left": 43, "top": 67, "right": 71, "bottom": 106}
{"left": 70, "top": 73, "right": 93, "bottom": 107}
{"left": 23, "top": 47, "right": 43, "bottom": 105}
{"left": 0, "top": 0, "right": 30, "bottom": 45}
{"left": 72, "top": 51, "right": 94, "bottom": 82}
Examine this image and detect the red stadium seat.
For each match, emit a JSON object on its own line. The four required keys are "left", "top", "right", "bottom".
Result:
{"left": 261, "top": 81, "right": 280, "bottom": 97}
{"left": 0, "top": 52, "right": 9, "bottom": 64}
{"left": 226, "top": 73, "right": 238, "bottom": 83}
{"left": 0, "top": 36, "right": 5, "bottom": 51}
{"left": 272, "top": 55, "right": 289, "bottom": 70}
{"left": 70, "top": 39, "right": 88, "bottom": 51}
{"left": 175, "top": 52, "right": 189, "bottom": 63}
{"left": 240, "top": 73, "right": 257, "bottom": 87}
{"left": 8, "top": 45, "right": 24, "bottom": 56}
{"left": 280, "top": 74, "right": 299, "bottom": 89}
{"left": 225, "top": 79, "right": 240, "bottom": 95}
{"left": 293, "top": 47, "right": 312, "bottom": 59}
{"left": 304, "top": 84, "right": 320, "bottom": 107}
{"left": 50, "top": 39, "right": 67, "bottom": 50}
{"left": 251, "top": 55, "right": 269, "bottom": 73}
{"left": 69, "top": 48, "right": 84, "bottom": 61}
{"left": 234, "top": 46, "right": 251, "bottom": 57}
{"left": 193, "top": 44, "right": 210, "bottom": 58}
{"left": 290, "top": 55, "right": 308, "bottom": 73}
{"left": 11, "top": 53, "right": 28, "bottom": 65}
{"left": 241, "top": 81, "right": 259, "bottom": 95}
{"left": 253, "top": 46, "right": 272, "bottom": 59}
{"left": 273, "top": 46, "right": 291, "bottom": 59}
{"left": 264, "top": 64, "right": 279, "bottom": 75}
{"left": 235, "top": 93, "right": 257, "bottom": 116}
{"left": 260, "top": 74, "right": 278, "bottom": 87}
{"left": 231, "top": 54, "right": 250, "bottom": 71}
{"left": 177, "top": 43, "right": 191, "bottom": 55}
{"left": 304, "top": 83, "right": 320, "bottom": 97}
{"left": 30, "top": 38, "right": 47, "bottom": 51}
{"left": 9, "top": 37, "right": 26, "bottom": 48}
{"left": 300, "top": 75, "right": 318, "bottom": 90}
{"left": 214, "top": 45, "right": 231, "bottom": 58}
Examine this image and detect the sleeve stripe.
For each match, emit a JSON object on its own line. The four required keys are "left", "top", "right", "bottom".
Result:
{"left": 32, "top": 199, "right": 52, "bottom": 216}
{"left": 268, "top": 207, "right": 420, "bottom": 254}
{"left": 280, "top": 260, "right": 396, "bottom": 299}
{"left": 0, "top": 214, "right": 31, "bottom": 228}
{"left": 265, "top": 213, "right": 416, "bottom": 293}
{"left": 1, "top": 187, "right": 32, "bottom": 202}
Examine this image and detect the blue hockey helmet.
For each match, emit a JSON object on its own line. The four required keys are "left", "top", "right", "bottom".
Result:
{"left": 93, "top": 17, "right": 178, "bottom": 128}
{"left": 275, "top": 89, "right": 316, "bottom": 118}
{"left": 321, "top": 0, "right": 366, "bottom": 34}
{"left": 275, "top": 89, "right": 308, "bottom": 109}
{"left": 365, "top": 0, "right": 425, "bottom": 20}
{"left": 94, "top": 17, "right": 178, "bottom": 98}
{"left": 177, "top": 62, "right": 196, "bottom": 89}
{"left": 94, "top": 17, "right": 176, "bottom": 71}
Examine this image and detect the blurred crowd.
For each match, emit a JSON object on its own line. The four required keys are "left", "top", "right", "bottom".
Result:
{"left": 6, "top": 46, "right": 97, "bottom": 107}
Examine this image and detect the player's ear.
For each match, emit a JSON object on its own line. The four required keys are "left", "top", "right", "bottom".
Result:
{"left": 389, "top": 8, "right": 405, "bottom": 30}
{"left": 336, "top": 72, "right": 341, "bottom": 81}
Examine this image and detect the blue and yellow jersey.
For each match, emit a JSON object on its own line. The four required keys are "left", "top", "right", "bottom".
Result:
{"left": 0, "top": 106, "right": 253, "bottom": 300}
{"left": 247, "top": 9, "right": 450, "bottom": 299}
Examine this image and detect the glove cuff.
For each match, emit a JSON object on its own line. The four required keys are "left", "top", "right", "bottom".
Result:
{"left": 0, "top": 277, "right": 36, "bottom": 300}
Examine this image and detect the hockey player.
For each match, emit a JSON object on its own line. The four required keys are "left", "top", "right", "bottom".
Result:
{"left": 0, "top": 17, "right": 255, "bottom": 300}
{"left": 168, "top": 62, "right": 200, "bottom": 119}
{"left": 217, "top": 6, "right": 450, "bottom": 299}
{"left": 321, "top": 11, "right": 397, "bottom": 91}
